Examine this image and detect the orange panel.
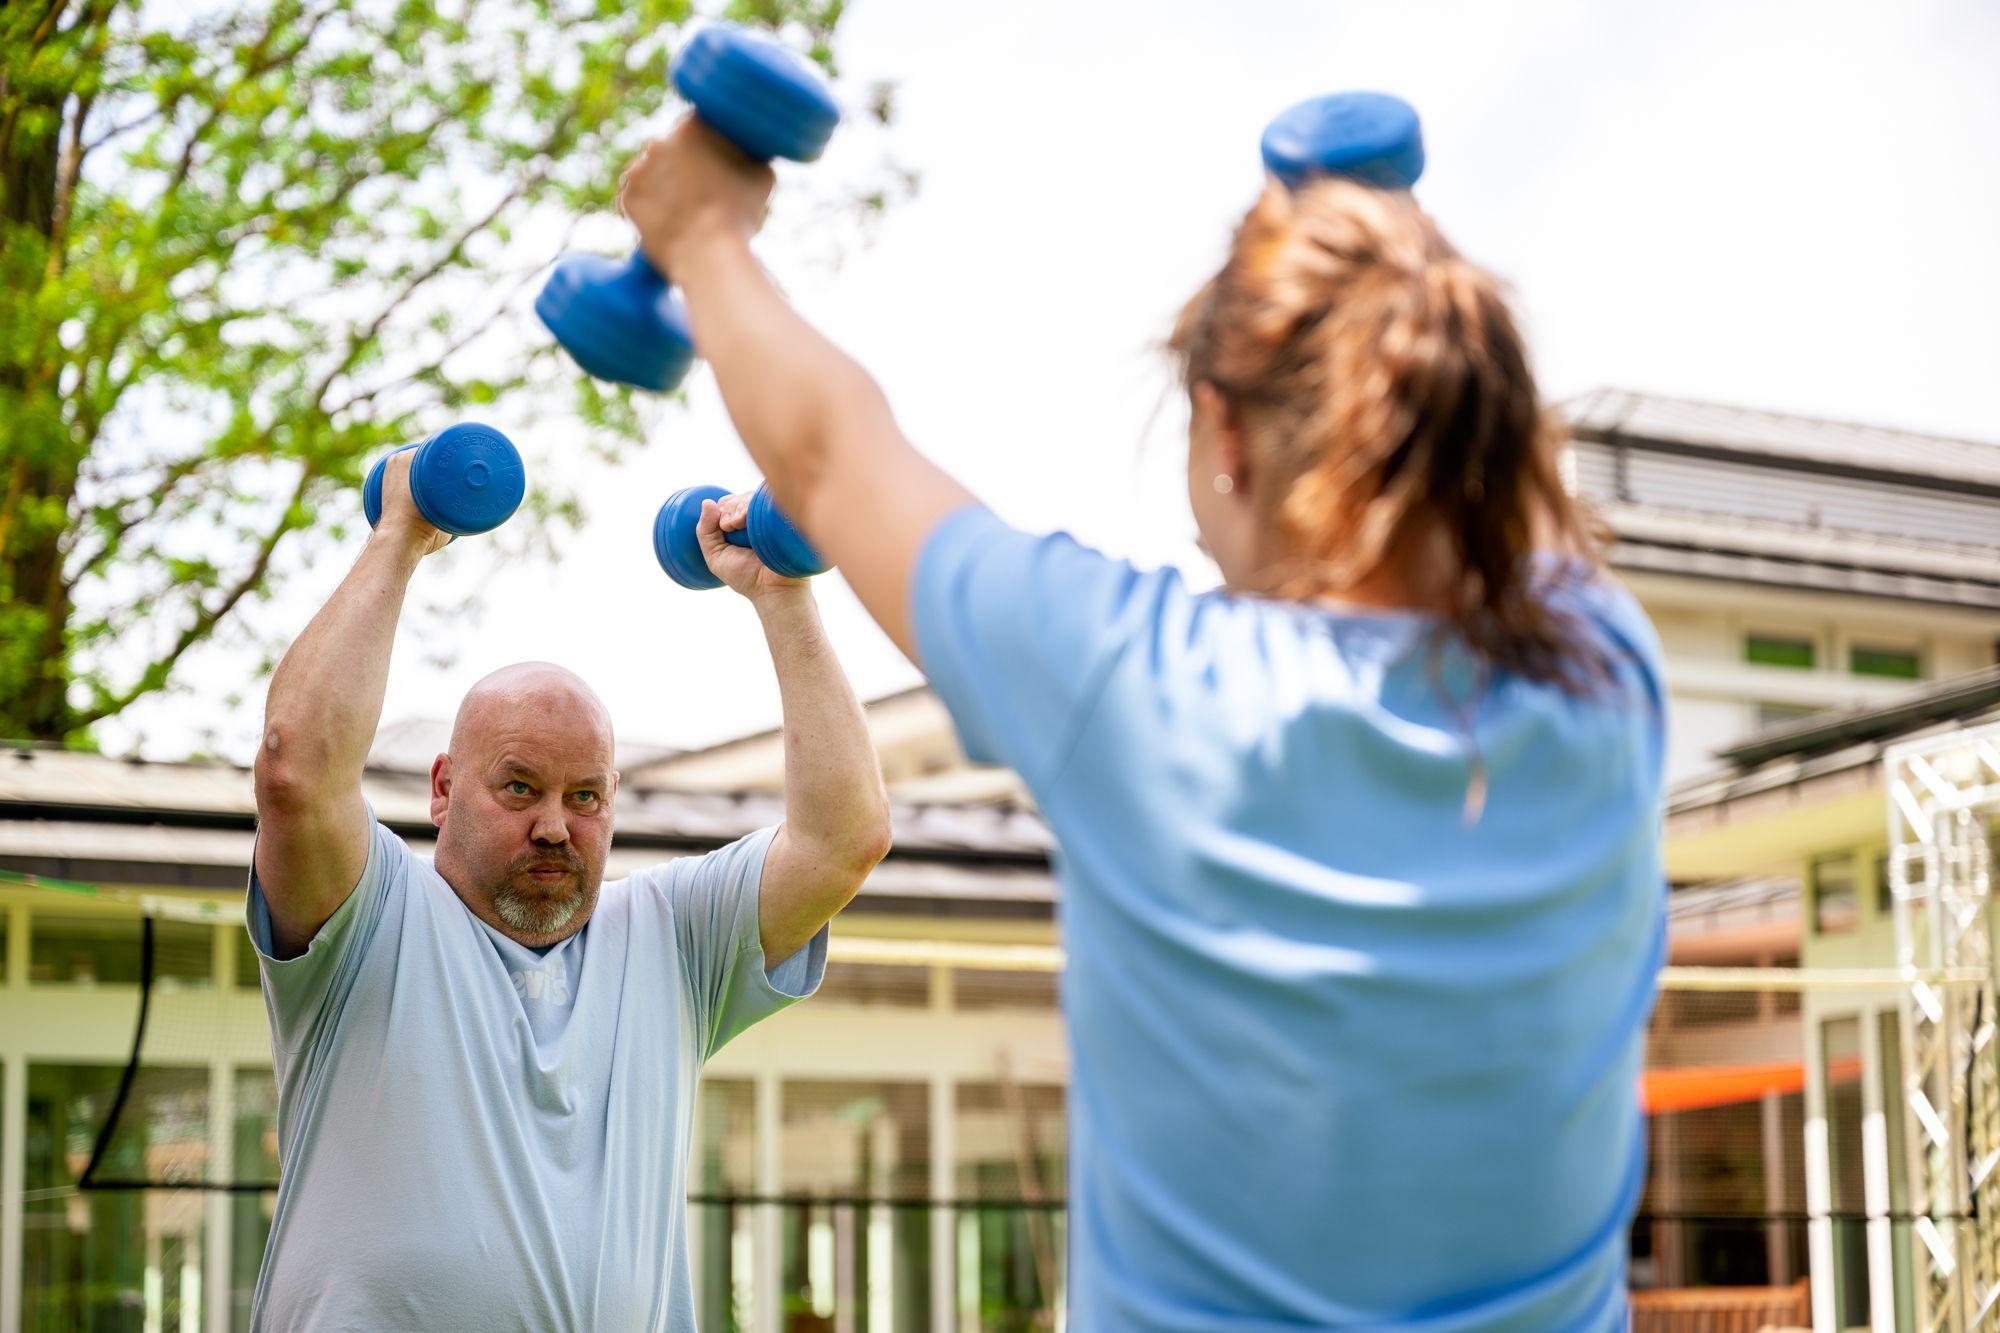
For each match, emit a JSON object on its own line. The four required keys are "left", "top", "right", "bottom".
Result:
{"left": 1640, "top": 1056, "right": 1862, "bottom": 1114}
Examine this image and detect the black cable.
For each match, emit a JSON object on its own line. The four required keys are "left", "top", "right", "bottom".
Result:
{"left": 78, "top": 916, "right": 154, "bottom": 1193}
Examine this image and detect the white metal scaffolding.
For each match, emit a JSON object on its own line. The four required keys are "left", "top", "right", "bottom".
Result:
{"left": 1891, "top": 720, "right": 2000, "bottom": 1332}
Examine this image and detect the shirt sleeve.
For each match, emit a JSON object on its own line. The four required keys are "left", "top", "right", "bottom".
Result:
{"left": 246, "top": 818, "right": 409, "bottom": 1056}
{"left": 656, "top": 825, "right": 828, "bottom": 1062}
{"left": 911, "top": 504, "right": 1175, "bottom": 787}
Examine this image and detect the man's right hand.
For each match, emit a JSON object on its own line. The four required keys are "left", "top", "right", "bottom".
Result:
{"left": 374, "top": 448, "right": 453, "bottom": 558}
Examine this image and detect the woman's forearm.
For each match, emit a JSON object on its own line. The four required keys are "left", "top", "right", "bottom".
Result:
{"left": 668, "top": 226, "right": 971, "bottom": 657}
{"left": 672, "top": 228, "right": 896, "bottom": 534}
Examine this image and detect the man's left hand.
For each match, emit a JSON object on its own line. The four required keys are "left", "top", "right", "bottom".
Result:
{"left": 698, "top": 494, "right": 811, "bottom": 601}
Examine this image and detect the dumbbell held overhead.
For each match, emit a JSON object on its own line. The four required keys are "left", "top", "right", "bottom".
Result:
{"left": 653, "top": 483, "right": 828, "bottom": 589}
{"left": 535, "top": 24, "right": 842, "bottom": 393}
{"left": 1260, "top": 90, "right": 1424, "bottom": 191}
{"left": 363, "top": 422, "right": 525, "bottom": 538}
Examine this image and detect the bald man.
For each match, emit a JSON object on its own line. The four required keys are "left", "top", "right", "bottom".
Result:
{"left": 245, "top": 451, "right": 890, "bottom": 1330}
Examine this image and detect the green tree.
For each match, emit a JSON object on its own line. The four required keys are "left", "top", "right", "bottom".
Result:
{"left": 0, "top": 0, "right": 898, "bottom": 745}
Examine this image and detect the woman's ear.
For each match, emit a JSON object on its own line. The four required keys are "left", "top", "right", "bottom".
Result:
{"left": 1191, "top": 381, "right": 1249, "bottom": 495}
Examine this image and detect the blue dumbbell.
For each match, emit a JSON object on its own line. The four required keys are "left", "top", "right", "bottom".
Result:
{"left": 1260, "top": 91, "right": 1424, "bottom": 190}
{"left": 536, "top": 24, "right": 842, "bottom": 392}
{"left": 653, "top": 483, "right": 827, "bottom": 589}
{"left": 363, "top": 422, "right": 525, "bottom": 537}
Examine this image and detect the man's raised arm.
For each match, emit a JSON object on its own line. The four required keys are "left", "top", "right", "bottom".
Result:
{"left": 253, "top": 452, "right": 445, "bottom": 958}
{"left": 695, "top": 495, "right": 892, "bottom": 965}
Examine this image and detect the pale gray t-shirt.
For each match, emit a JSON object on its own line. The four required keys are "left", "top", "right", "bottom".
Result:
{"left": 245, "top": 820, "right": 825, "bottom": 1331}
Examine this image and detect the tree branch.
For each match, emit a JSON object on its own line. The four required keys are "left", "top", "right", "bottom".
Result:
{"left": 45, "top": 80, "right": 98, "bottom": 274}
{"left": 61, "top": 452, "right": 218, "bottom": 581}
{"left": 81, "top": 104, "right": 161, "bottom": 152}
{"left": 310, "top": 158, "right": 554, "bottom": 410}
{"left": 160, "top": 4, "right": 329, "bottom": 201}
{"left": 70, "top": 463, "right": 313, "bottom": 727}
{"left": 323, "top": 232, "right": 581, "bottom": 420}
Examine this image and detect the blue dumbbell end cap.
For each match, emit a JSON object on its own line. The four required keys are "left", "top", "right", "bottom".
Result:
{"left": 536, "top": 251, "right": 696, "bottom": 392}
{"left": 654, "top": 484, "right": 731, "bottom": 589}
{"left": 1261, "top": 92, "right": 1424, "bottom": 190}
{"left": 747, "top": 484, "right": 828, "bottom": 579}
{"left": 408, "top": 422, "right": 524, "bottom": 535}
{"left": 363, "top": 424, "right": 523, "bottom": 538}
{"left": 672, "top": 24, "right": 841, "bottom": 164}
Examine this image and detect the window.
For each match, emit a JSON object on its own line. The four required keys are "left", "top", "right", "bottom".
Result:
{"left": 816, "top": 960, "right": 930, "bottom": 1008}
{"left": 691, "top": 1079, "right": 756, "bottom": 1333}
{"left": 779, "top": 1081, "right": 931, "bottom": 1331}
{"left": 24, "top": 1063, "right": 208, "bottom": 1329}
{"left": 1812, "top": 854, "right": 1858, "bottom": 935}
{"left": 952, "top": 967, "right": 1059, "bottom": 1011}
{"left": 1851, "top": 644, "right": 1922, "bottom": 680}
{"left": 1875, "top": 850, "right": 1894, "bottom": 916}
{"left": 956, "top": 1082, "right": 1066, "bottom": 1328}
{"left": 1879, "top": 1011, "right": 1916, "bottom": 1329}
{"left": 1820, "top": 1018, "right": 1870, "bottom": 1328}
{"left": 232, "top": 1068, "right": 280, "bottom": 1332}
{"left": 30, "top": 911, "right": 214, "bottom": 986}
{"left": 236, "top": 928, "right": 262, "bottom": 989}
{"left": 1745, "top": 634, "right": 1817, "bottom": 670}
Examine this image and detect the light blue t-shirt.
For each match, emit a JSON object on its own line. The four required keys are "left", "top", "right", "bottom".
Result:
{"left": 245, "top": 821, "right": 825, "bottom": 1331}
{"left": 914, "top": 507, "right": 1666, "bottom": 1331}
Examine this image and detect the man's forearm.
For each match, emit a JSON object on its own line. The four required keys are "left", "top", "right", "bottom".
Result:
{"left": 755, "top": 589, "right": 890, "bottom": 869}
{"left": 258, "top": 530, "right": 425, "bottom": 796}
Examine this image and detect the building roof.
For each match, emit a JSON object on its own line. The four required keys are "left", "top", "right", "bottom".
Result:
{"left": 1602, "top": 501, "right": 2000, "bottom": 610}
{"left": 1566, "top": 389, "right": 2000, "bottom": 493}
{"left": 1565, "top": 390, "right": 2000, "bottom": 607}
{"left": 0, "top": 746, "right": 1056, "bottom": 909}
{"left": 1668, "top": 665, "right": 2000, "bottom": 817}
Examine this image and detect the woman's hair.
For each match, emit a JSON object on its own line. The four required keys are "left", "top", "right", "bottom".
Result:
{"left": 1169, "top": 179, "right": 1609, "bottom": 692}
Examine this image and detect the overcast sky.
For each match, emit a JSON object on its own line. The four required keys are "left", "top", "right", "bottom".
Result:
{"left": 101, "top": 0, "right": 2000, "bottom": 763}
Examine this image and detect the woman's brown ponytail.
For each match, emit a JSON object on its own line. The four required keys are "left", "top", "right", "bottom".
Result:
{"left": 1171, "top": 179, "right": 1609, "bottom": 692}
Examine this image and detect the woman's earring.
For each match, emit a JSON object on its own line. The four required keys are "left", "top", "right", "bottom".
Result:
{"left": 1212, "top": 474, "right": 1235, "bottom": 495}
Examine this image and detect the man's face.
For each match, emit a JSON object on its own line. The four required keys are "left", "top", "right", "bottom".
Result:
{"left": 430, "top": 665, "right": 619, "bottom": 946}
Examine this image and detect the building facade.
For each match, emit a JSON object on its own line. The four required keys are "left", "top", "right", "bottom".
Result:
{"left": 1663, "top": 670, "right": 2000, "bottom": 1331}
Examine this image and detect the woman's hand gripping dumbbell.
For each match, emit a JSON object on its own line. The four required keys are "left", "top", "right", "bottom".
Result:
{"left": 653, "top": 482, "right": 828, "bottom": 591}
{"left": 536, "top": 23, "right": 841, "bottom": 393}
{"left": 363, "top": 422, "right": 525, "bottom": 545}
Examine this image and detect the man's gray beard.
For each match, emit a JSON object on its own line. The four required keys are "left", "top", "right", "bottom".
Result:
{"left": 493, "top": 882, "right": 585, "bottom": 936}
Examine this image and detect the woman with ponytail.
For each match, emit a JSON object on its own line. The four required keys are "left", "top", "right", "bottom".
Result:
{"left": 622, "top": 128, "right": 1664, "bottom": 1330}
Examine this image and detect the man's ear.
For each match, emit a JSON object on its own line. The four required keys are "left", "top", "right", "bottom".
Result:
{"left": 429, "top": 753, "right": 452, "bottom": 829}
